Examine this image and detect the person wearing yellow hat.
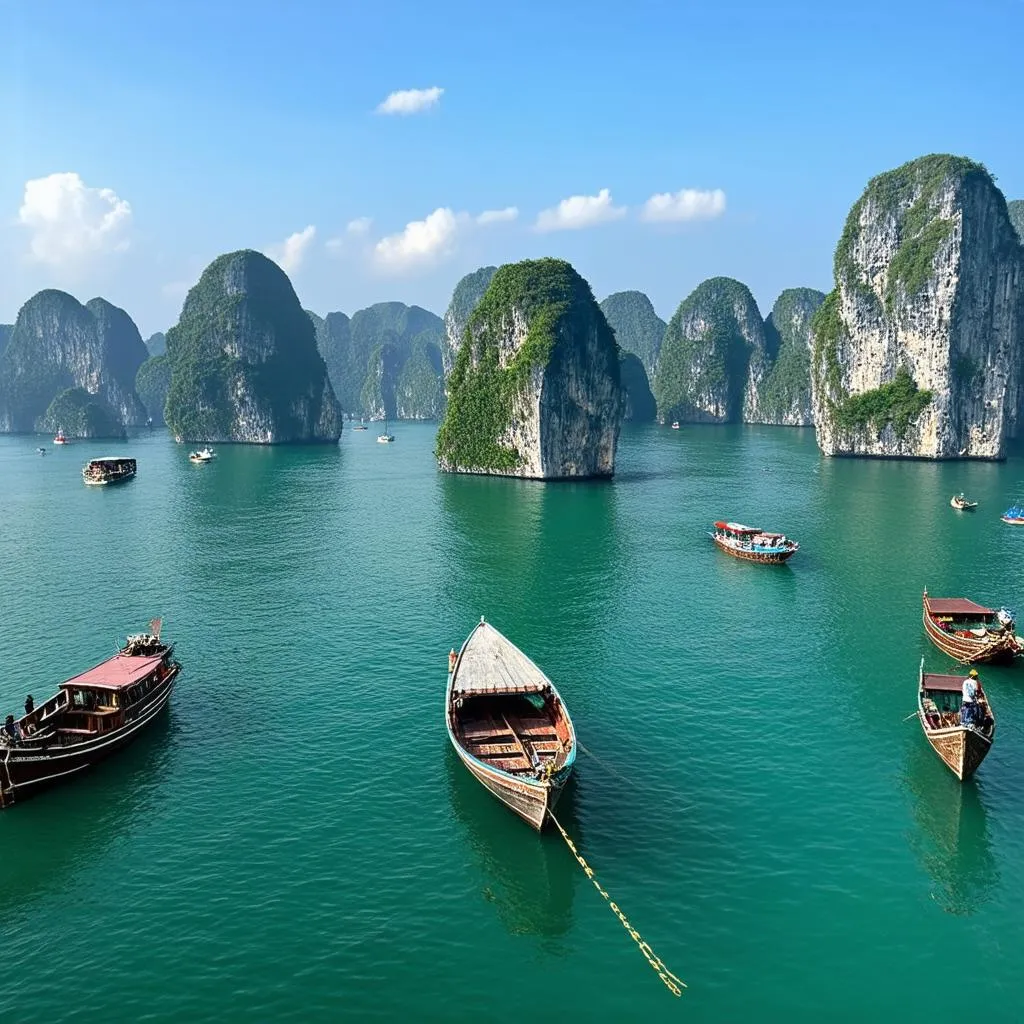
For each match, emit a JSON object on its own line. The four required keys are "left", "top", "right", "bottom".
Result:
{"left": 961, "top": 669, "right": 983, "bottom": 726}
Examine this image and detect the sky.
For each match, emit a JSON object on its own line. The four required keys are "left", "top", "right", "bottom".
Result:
{"left": 1, "top": 0, "right": 1022, "bottom": 338}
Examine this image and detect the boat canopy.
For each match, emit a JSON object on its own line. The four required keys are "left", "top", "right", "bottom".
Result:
{"left": 453, "top": 621, "right": 550, "bottom": 696}
{"left": 927, "top": 598, "right": 994, "bottom": 616}
{"left": 60, "top": 654, "right": 163, "bottom": 691}
{"left": 714, "top": 521, "right": 759, "bottom": 534}
{"left": 87, "top": 456, "right": 136, "bottom": 466}
{"left": 922, "top": 672, "right": 970, "bottom": 693}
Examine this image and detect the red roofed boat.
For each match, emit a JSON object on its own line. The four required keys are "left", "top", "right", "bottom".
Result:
{"left": 917, "top": 660, "right": 995, "bottom": 780}
{"left": 0, "top": 621, "right": 180, "bottom": 808}
{"left": 709, "top": 521, "right": 799, "bottom": 564}
{"left": 922, "top": 589, "right": 1023, "bottom": 665}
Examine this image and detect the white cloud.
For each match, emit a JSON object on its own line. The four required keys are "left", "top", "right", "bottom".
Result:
{"left": 265, "top": 224, "right": 316, "bottom": 274}
{"left": 373, "top": 207, "right": 466, "bottom": 273}
{"left": 346, "top": 216, "right": 373, "bottom": 235}
{"left": 18, "top": 171, "right": 132, "bottom": 266}
{"left": 534, "top": 188, "right": 626, "bottom": 232}
{"left": 375, "top": 86, "right": 444, "bottom": 115}
{"left": 476, "top": 206, "right": 519, "bottom": 226}
{"left": 640, "top": 188, "right": 727, "bottom": 223}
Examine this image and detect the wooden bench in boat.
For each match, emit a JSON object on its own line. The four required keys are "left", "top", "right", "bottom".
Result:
{"left": 57, "top": 727, "right": 95, "bottom": 736}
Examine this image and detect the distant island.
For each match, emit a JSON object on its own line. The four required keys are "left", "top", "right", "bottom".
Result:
{"left": 164, "top": 250, "right": 342, "bottom": 444}
{"left": 436, "top": 257, "right": 623, "bottom": 479}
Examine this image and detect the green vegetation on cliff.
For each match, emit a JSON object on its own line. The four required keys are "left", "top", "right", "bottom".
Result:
{"left": 165, "top": 250, "right": 338, "bottom": 441}
{"left": 758, "top": 288, "right": 824, "bottom": 421}
{"left": 396, "top": 341, "right": 444, "bottom": 419}
{"left": 654, "top": 277, "right": 756, "bottom": 423}
{"left": 437, "top": 258, "right": 616, "bottom": 471}
{"left": 42, "top": 387, "right": 125, "bottom": 438}
{"left": 833, "top": 367, "right": 932, "bottom": 439}
{"left": 135, "top": 355, "right": 171, "bottom": 425}
{"left": 599, "top": 291, "right": 666, "bottom": 377}
{"left": 145, "top": 332, "right": 167, "bottom": 357}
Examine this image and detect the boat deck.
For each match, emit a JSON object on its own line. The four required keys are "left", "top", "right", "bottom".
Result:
{"left": 458, "top": 695, "right": 562, "bottom": 775}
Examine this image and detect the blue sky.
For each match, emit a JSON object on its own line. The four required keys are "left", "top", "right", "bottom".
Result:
{"left": 2, "top": 0, "right": 1022, "bottom": 337}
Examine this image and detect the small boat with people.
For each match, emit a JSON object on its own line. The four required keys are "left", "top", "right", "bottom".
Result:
{"left": 188, "top": 446, "right": 216, "bottom": 463}
{"left": 1001, "top": 503, "right": 1024, "bottom": 524}
{"left": 82, "top": 456, "right": 137, "bottom": 485}
{"left": 709, "top": 521, "right": 799, "bottom": 564}
{"left": 671, "top": 421, "right": 680, "bottom": 430}
{"left": 377, "top": 416, "right": 395, "bottom": 444}
{"left": 446, "top": 617, "right": 577, "bottom": 830}
{"left": 53, "top": 428, "right": 68, "bottom": 445}
{"left": 0, "top": 621, "right": 181, "bottom": 808}
{"left": 917, "top": 660, "right": 995, "bottom": 780}
{"left": 922, "top": 589, "right": 1023, "bottom": 664}
{"left": 950, "top": 493, "right": 977, "bottom": 511}
{"left": 353, "top": 418, "right": 368, "bottom": 431}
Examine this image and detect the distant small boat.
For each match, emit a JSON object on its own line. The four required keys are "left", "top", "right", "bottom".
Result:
{"left": 446, "top": 618, "right": 577, "bottom": 830}
{"left": 82, "top": 456, "right": 137, "bottom": 486}
{"left": 53, "top": 428, "right": 68, "bottom": 445}
{"left": 188, "top": 447, "right": 216, "bottom": 464}
{"left": 1001, "top": 504, "right": 1024, "bottom": 524}
{"left": 709, "top": 521, "right": 799, "bottom": 564}
{"left": 37, "top": 447, "right": 46, "bottom": 456}
{"left": 922, "top": 589, "right": 1022, "bottom": 664}
{"left": 917, "top": 659, "right": 995, "bottom": 781}
{"left": 671, "top": 421, "right": 680, "bottom": 430}
{"left": 377, "top": 416, "right": 395, "bottom": 444}
{"left": 353, "top": 421, "right": 368, "bottom": 431}
{"left": 950, "top": 493, "right": 977, "bottom": 511}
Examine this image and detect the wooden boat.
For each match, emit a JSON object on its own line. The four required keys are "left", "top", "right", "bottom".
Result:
{"left": 950, "top": 493, "right": 977, "bottom": 511}
{"left": 1000, "top": 504, "right": 1024, "bottom": 524}
{"left": 188, "top": 446, "right": 216, "bottom": 463}
{"left": 917, "top": 659, "right": 995, "bottom": 780}
{"left": 709, "top": 521, "right": 798, "bottom": 564}
{"left": 0, "top": 622, "right": 180, "bottom": 808}
{"left": 446, "top": 617, "right": 576, "bottom": 830}
{"left": 922, "top": 589, "right": 1022, "bottom": 664}
{"left": 53, "top": 428, "right": 68, "bottom": 445}
{"left": 82, "top": 456, "right": 136, "bottom": 485}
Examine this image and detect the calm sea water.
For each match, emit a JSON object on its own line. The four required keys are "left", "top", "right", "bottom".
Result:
{"left": 2, "top": 424, "right": 1024, "bottom": 1023}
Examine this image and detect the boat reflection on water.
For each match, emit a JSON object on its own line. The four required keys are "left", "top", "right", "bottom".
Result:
{"left": 445, "top": 746, "right": 579, "bottom": 944}
{"left": 903, "top": 742, "right": 999, "bottom": 916}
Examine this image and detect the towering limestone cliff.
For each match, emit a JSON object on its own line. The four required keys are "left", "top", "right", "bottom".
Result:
{"left": 599, "top": 291, "right": 666, "bottom": 379}
{"left": 443, "top": 267, "right": 497, "bottom": 376}
{"left": 619, "top": 352, "right": 657, "bottom": 422}
{"left": 42, "top": 388, "right": 125, "bottom": 438}
{"left": 1009, "top": 200, "right": 1024, "bottom": 242}
{"left": 748, "top": 288, "right": 826, "bottom": 426}
{"left": 0, "top": 325, "right": 11, "bottom": 357}
{"left": 145, "top": 332, "right": 167, "bottom": 357}
{"left": 810, "top": 154, "right": 1024, "bottom": 459}
{"left": 0, "top": 290, "right": 148, "bottom": 435}
{"left": 135, "top": 355, "right": 171, "bottom": 425}
{"left": 437, "top": 258, "right": 623, "bottom": 479}
{"left": 164, "top": 250, "right": 342, "bottom": 443}
{"left": 654, "top": 277, "right": 768, "bottom": 424}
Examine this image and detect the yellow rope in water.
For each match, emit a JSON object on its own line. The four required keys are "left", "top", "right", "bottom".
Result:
{"left": 547, "top": 808, "right": 685, "bottom": 997}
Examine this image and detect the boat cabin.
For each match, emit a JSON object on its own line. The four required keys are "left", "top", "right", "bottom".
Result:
{"left": 926, "top": 597, "right": 1009, "bottom": 634}
{"left": 50, "top": 654, "right": 170, "bottom": 739}
{"left": 82, "top": 456, "right": 137, "bottom": 485}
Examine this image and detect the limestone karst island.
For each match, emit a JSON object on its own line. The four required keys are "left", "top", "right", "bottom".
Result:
{"left": 4, "top": 2, "right": 1024, "bottom": 1016}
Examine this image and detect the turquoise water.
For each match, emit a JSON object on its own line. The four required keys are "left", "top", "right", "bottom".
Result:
{"left": 2, "top": 424, "right": 1024, "bottom": 1022}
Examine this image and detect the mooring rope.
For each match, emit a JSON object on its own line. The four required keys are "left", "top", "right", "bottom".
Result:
{"left": 547, "top": 807, "right": 685, "bottom": 997}
{"left": 576, "top": 738, "right": 696, "bottom": 814}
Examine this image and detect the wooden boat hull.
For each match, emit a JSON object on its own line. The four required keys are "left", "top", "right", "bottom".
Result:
{"left": 1001, "top": 517, "right": 1024, "bottom": 525}
{"left": 711, "top": 535, "right": 796, "bottom": 564}
{"left": 920, "top": 722, "right": 992, "bottom": 781}
{"left": 83, "top": 472, "right": 136, "bottom": 485}
{"left": 0, "top": 666, "right": 178, "bottom": 808}
{"left": 922, "top": 604, "right": 1021, "bottom": 665}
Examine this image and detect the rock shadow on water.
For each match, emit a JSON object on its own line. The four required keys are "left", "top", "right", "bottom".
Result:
{"left": 444, "top": 746, "right": 578, "bottom": 946}
{"left": 0, "top": 710, "right": 175, "bottom": 920}
{"left": 902, "top": 740, "right": 999, "bottom": 916}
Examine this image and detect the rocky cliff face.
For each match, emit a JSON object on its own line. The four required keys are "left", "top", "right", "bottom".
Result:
{"left": 0, "top": 325, "right": 11, "bottom": 357}
{"left": 42, "top": 387, "right": 125, "bottom": 438}
{"left": 443, "top": 267, "right": 497, "bottom": 376}
{"left": 747, "top": 288, "right": 825, "bottom": 426}
{"left": 135, "top": 355, "right": 171, "bottom": 425}
{"left": 1008, "top": 200, "right": 1024, "bottom": 242}
{"left": 620, "top": 352, "right": 657, "bottom": 422}
{"left": 599, "top": 291, "right": 666, "bottom": 379}
{"left": 436, "top": 258, "right": 623, "bottom": 479}
{"left": 810, "top": 154, "right": 1024, "bottom": 459}
{"left": 145, "top": 332, "right": 167, "bottom": 357}
{"left": 654, "top": 277, "right": 768, "bottom": 424}
{"left": 0, "top": 290, "right": 148, "bottom": 435}
{"left": 164, "top": 250, "right": 342, "bottom": 443}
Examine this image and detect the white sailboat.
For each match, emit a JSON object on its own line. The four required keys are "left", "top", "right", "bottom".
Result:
{"left": 377, "top": 415, "right": 395, "bottom": 444}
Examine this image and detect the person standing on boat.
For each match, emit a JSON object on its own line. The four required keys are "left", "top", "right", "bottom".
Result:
{"left": 448, "top": 649, "right": 458, "bottom": 675}
{"left": 3, "top": 715, "right": 21, "bottom": 743}
{"left": 24, "top": 695, "right": 33, "bottom": 716}
{"left": 961, "top": 670, "right": 983, "bottom": 726}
